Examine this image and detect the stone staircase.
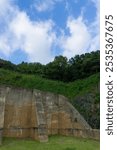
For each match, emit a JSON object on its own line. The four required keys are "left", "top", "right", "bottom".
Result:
{"left": 33, "top": 90, "right": 48, "bottom": 142}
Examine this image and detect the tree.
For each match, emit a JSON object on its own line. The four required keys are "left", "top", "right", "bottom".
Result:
{"left": 0, "top": 59, "right": 16, "bottom": 70}
{"left": 45, "top": 56, "right": 68, "bottom": 81}
{"left": 17, "top": 62, "right": 45, "bottom": 77}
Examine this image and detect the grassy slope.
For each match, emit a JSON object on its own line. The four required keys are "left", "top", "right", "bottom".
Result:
{"left": 0, "top": 68, "right": 99, "bottom": 99}
{"left": 0, "top": 136, "right": 100, "bottom": 150}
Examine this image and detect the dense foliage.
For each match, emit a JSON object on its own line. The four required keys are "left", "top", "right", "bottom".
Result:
{"left": 0, "top": 50, "right": 100, "bottom": 82}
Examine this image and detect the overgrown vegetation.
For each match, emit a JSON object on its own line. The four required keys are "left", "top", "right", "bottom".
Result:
{"left": 0, "top": 50, "right": 100, "bottom": 82}
{"left": 0, "top": 68, "right": 99, "bottom": 98}
{"left": 0, "top": 136, "right": 100, "bottom": 150}
{"left": 0, "top": 50, "right": 100, "bottom": 129}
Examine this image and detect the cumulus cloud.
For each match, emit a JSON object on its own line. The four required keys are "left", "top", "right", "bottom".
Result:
{"left": 60, "top": 16, "right": 91, "bottom": 58}
{"left": 0, "top": 0, "right": 56, "bottom": 64}
{"left": 0, "top": 0, "right": 18, "bottom": 55}
{"left": 60, "top": 0, "right": 100, "bottom": 58}
{"left": 9, "top": 12, "right": 56, "bottom": 63}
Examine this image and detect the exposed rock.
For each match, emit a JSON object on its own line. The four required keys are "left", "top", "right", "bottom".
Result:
{"left": 72, "top": 92, "right": 100, "bottom": 129}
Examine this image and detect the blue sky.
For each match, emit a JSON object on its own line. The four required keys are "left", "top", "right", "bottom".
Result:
{"left": 0, "top": 0, "right": 99, "bottom": 64}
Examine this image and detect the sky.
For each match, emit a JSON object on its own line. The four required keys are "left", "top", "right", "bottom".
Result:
{"left": 0, "top": 0, "right": 99, "bottom": 64}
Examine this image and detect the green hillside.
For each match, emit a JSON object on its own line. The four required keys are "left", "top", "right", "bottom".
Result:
{"left": 0, "top": 68, "right": 99, "bottom": 98}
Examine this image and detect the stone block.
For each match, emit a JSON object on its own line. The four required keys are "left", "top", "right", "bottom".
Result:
{"left": 39, "top": 135, "right": 48, "bottom": 142}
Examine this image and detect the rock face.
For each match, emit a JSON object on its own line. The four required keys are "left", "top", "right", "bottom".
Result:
{"left": 0, "top": 86, "right": 99, "bottom": 144}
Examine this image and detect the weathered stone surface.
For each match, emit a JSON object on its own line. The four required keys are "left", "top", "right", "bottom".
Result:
{"left": 0, "top": 86, "right": 6, "bottom": 145}
{"left": 0, "top": 85, "right": 99, "bottom": 145}
{"left": 33, "top": 90, "right": 48, "bottom": 142}
{"left": 3, "top": 88, "right": 34, "bottom": 139}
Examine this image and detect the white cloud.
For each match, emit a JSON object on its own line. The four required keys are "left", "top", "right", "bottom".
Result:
{"left": 9, "top": 12, "right": 56, "bottom": 63}
{"left": 60, "top": 0, "right": 100, "bottom": 58}
{"left": 0, "top": 0, "right": 9, "bottom": 16}
{"left": 0, "top": 0, "right": 18, "bottom": 55}
{"left": 0, "top": 0, "right": 56, "bottom": 64}
{"left": 60, "top": 16, "right": 91, "bottom": 58}
{"left": 0, "top": 35, "right": 12, "bottom": 56}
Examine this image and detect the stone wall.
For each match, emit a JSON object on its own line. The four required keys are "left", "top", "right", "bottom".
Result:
{"left": 0, "top": 86, "right": 99, "bottom": 144}
{"left": 0, "top": 86, "right": 6, "bottom": 145}
{"left": 57, "top": 128, "right": 100, "bottom": 140}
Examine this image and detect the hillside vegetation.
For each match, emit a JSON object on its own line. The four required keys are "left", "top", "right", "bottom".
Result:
{"left": 0, "top": 68, "right": 99, "bottom": 98}
{"left": 0, "top": 51, "right": 100, "bottom": 129}
{"left": 0, "top": 50, "right": 100, "bottom": 82}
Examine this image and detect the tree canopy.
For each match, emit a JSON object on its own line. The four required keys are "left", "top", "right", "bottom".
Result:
{"left": 0, "top": 50, "right": 100, "bottom": 82}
